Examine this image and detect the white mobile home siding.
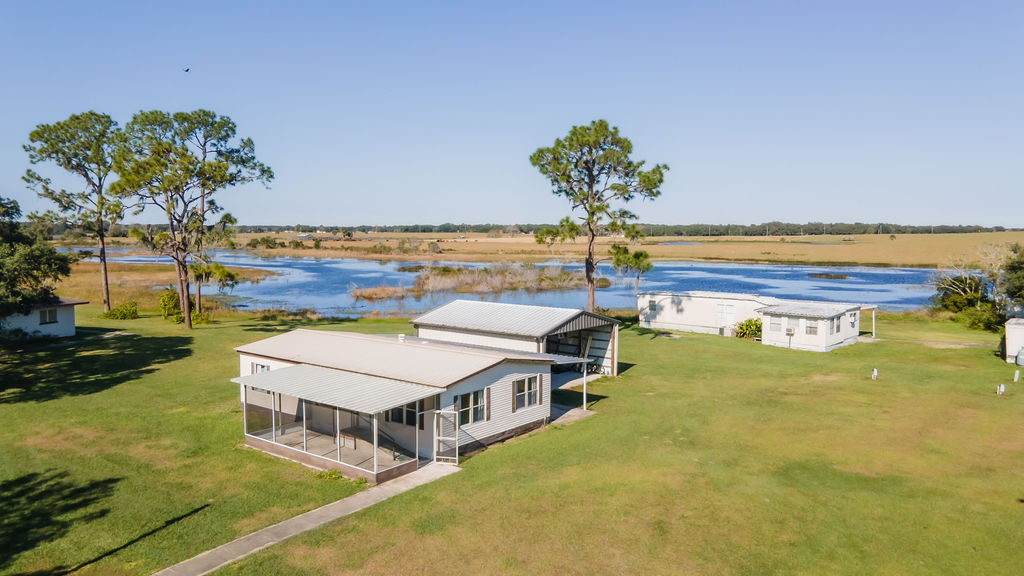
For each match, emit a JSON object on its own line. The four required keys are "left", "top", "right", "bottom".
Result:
{"left": 414, "top": 326, "right": 540, "bottom": 352}
{"left": 238, "top": 353, "right": 297, "bottom": 401}
{"left": 638, "top": 292, "right": 774, "bottom": 335}
{"left": 1, "top": 305, "right": 78, "bottom": 338}
{"left": 1006, "top": 319, "right": 1024, "bottom": 364}
{"left": 761, "top": 312, "right": 860, "bottom": 352}
{"left": 441, "top": 362, "right": 551, "bottom": 446}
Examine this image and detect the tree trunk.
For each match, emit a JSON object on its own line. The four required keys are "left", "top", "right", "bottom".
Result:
{"left": 195, "top": 275, "right": 203, "bottom": 314}
{"left": 172, "top": 249, "right": 192, "bottom": 329}
{"left": 97, "top": 221, "right": 111, "bottom": 313}
{"left": 585, "top": 227, "right": 596, "bottom": 312}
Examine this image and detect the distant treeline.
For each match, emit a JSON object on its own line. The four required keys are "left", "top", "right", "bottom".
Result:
{"left": 231, "top": 222, "right": 1013, "bottom": 236}
{"left": 38, "top": 221, "right": 1014, "bottom": 238}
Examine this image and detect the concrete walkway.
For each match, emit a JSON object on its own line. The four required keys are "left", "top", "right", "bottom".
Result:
{"left": 549, "top": 403, "right": 596, "bottom": 426}
{"left": 155, "top": 463, "right": 460, "bottom": 576}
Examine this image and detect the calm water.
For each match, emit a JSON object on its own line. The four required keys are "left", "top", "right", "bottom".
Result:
{"left": 100, "top": 250, "right": 936, "bottom": 316}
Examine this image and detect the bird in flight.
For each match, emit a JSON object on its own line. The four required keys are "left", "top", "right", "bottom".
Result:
{"left": 183, "top": 67, "right": 190, "bottom": 72}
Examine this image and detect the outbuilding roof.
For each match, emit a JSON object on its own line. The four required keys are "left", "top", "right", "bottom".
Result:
{"left": 640, "top": 290, "right": 779, "bottom": 304}
{"left": 411, "top": 300, "right": 618, "bottom": 338}
{"left": 757, "top": 301, "right": 861, "bottom": 319}
{"left": 232, "top": 364, "right": 438, "bottom": 414}
{"left": 235, "top": 329, "right": 578, "bottom": 388}
{"left": 1007, "top": 318, "right": 1024, "bottom": 327}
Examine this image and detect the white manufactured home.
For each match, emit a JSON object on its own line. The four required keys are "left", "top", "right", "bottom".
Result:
{"left": 1006, "top": 318, "right": 1024, "bottom": 364}
{"left": 638, "top": 291, "right": 780, "bottom": 336}
{"left": 638, "top": 291, "right": 870, "bottom": 352}
{"left": 758, "top": 302, "right": 861, "bottom": 352}
{"left": 412, "top": 300, "right": 620, "bottom": 377}
{"left": 233, "top": 329, "right": 580, "bottom": 483}
{"left": 0, "top": 297, "right": 88, "bottom": 339}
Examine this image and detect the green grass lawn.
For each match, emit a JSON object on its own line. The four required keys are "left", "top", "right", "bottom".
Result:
{"left": 219, "top": 318, "right": 1021, "bottom": 575}
{"left": 0, "top": 306, "right": 411, "bottom": 575}
{"left": 2, "top": 308, "right": 1020, "bottom": 575}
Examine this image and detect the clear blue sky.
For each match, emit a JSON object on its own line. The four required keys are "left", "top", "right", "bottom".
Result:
{"left": 1, "top": 1, "right": 1020, "bottom": 226}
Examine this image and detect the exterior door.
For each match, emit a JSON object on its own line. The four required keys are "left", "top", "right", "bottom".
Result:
{"left": 435, "top": 408, "right": 459, "bottom": 463}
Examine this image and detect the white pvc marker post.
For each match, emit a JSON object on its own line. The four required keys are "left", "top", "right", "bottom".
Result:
{"left": 1015, "top": 370, "right": 1020, "bottom": 383}
{"left": 872, "top": 368, "right": 878, "bottom": 381}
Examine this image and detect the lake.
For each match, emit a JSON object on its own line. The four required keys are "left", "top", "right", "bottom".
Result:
{"left": 100, "top": 250, "right": 936, "bottom": 316}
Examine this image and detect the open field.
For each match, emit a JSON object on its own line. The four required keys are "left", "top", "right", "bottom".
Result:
{"left": 228, "top": 230, "right": 1024, "bottom": 268}
{"left": 2, "top": 303, "right": 1019, "bottom": 574}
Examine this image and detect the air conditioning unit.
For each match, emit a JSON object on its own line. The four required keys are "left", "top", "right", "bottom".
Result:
{"left": 785, "top": 328, "right": 795, "bottom": 336}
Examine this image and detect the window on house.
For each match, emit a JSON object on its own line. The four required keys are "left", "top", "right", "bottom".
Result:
{"left": 514, "top": 376, "right": 539, "bottom": 410}
{"left": 417, "top": 396, "right": 437, "bottom": 430}
{"left": 458, "top": 390, "right": 486, "bottom": 426}
{"left": 648, "top": 299, "right": 657, "bottom": 313}
{"left": 769, "top": 316, "right": 782, "bottom": 332}
{"left": 38, "top": 308, "right": 57, "bottom": 325}
{"left": 834, "top": 317, "right": 841, "bottom": 333}
{"left": 849, "top": 312, "right": 857, "bottom": 328}
{"left": 251, "top": 363, "right": 270, "bottom": 374}
{"left": 805, "top": 321, "right": 818, "bottom": 335}
{"left": 787, "top": 317, "right": 798, "bottom": 332}
{"left": 387, "top": 402, "right": 418, "bottom": 426}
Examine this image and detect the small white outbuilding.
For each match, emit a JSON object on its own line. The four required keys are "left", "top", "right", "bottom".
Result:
{"left": 758, "top": 301, "right": 861, "bottom": 352}
{"left": 1006, "top": 318, "right": 1024, "bottom": 364}
{"left": 0, "top": 297, "right": 88, "bottom": 339}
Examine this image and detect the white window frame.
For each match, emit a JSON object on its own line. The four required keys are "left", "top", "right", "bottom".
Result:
{"left": 514, "top": 376, "right": 539, "bottom": 410}
{"left": 769, "top": 316, "right": 782, "bottom": 332}
{"left": 805, "top": 321, "right": 818, "bottom": 335}
{"left": 458, "top": 389, "right": 486, "bottom": 426}
{"left": 251, "top": 362, "right": 270, "bottom": 375}
{"left": 39, "top": 308, "right": 58, "bottom": 325}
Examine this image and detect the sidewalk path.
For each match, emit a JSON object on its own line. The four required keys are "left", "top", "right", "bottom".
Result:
{"left": 155, "top": 463, "right": 460, "bottom": 576}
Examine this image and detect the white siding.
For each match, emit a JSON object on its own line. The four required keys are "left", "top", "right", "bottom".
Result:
{"left": 638, "top": 293, "right": 772, "bottom": 335}
{"left": 761, "top": 314, "right": 859, "bottom": 352}
{"left": 238, "top": 353, "right": 297, "bottom": 401}
{"left": 1, "top": 306, "right": 77, "bottom": 338}
{"left": 441, "top": 362, "right": 551, "bottom": 446}
{"left": 1007, "top": 321, "right": 1024, "bottom": 364}
{"left": 415, "top": 326, "right": 540, "bottom": 352}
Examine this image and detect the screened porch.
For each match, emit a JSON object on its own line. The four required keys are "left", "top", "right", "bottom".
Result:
{"left": 233, "top": 364, "right": 440, "bottom": 483}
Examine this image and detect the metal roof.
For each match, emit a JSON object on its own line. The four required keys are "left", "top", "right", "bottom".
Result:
{"left": 411, "top": 300, "right": 618, "bottom": 338}
{"left": 232, "top": 364, "right": 438, "bottom": 413}
{"left": 235, "top": 329, "right": 576, "bottom": 388}
{"left": 756, "top": 301, "right": 861, "bottom": 319}
{"left": 1007, "top": 318, "right": 1024, "bottom": 327}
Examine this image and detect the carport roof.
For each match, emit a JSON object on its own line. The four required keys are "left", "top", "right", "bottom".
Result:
{"left": 232, "top": 364, "right": 438, "bottom": 414}
{"left": 757, "top": 301, "right": 861, "bottom": 319}
{"left": 411, "top": 299, "right": 618, "bottom": 338}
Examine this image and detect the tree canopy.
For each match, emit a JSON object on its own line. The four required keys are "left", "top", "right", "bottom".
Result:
{"left": 0, "top": 195, "right": 73, "bottom": 319}
{"left": 23, "top": 111, "right": 129, "bottom": 312}
{"left": 531, "top": 120, "right": 667, "bottom": 311}
{"left": 115, "top": 109, "right": 272, "bottom": 328}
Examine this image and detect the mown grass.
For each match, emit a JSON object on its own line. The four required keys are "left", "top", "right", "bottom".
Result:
{"left": 0, "top": 305, "right": 411, "bottom": 575}
{"left": 3, "top": 304, "right": 1019, "bottom": 574}
{"left": 218, "top": 318, "right": 1021, "bottom": 575}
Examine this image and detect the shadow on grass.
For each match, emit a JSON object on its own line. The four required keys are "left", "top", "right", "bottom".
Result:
{"left": 0, "top": 334, "right": 192, "bottom": 404}
{"left": 0, "top": 470, "right": 120, "bottom": 574}
{"left": 240, "top": 315, "right": 358, "bottom": 333}
{"left": 616, "top": 361, "right": 636, "bottom": 375}
{"left": 552, "top": 388, "right": 608, "bottom": 408}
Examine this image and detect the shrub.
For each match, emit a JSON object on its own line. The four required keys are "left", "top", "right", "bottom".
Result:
{"left": 100, "top": 300, "right": 139, "bottom": 320}
{"left": 158, "top": 286, "right": 180, "bottom": 319}
{"left": 735, "top": 318, "right": 762, "bottom": 339}
{"left": 955, "top": 304, "right": 1003, "bottom": 332}
{"left": 288, "top": 240, "right": 305, "bottom": 249}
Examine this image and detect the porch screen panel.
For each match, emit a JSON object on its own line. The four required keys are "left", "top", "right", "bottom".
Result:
{"left": 244, "top": 386, "right": 274, "bottom": 439}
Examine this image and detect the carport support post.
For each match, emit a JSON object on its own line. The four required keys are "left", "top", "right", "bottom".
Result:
{"left": 582, "top": 362, "right": 588, "bottom": 411}
{"left": 242, "top": 385, "right": 248, "bottom": 435}
{"left": 302, "top": 399, "right": 307, "bottom": 452}
{"left": 872, "top": 309, "right": 876, "bottom": 338}
{"left": 335, "top": 407, "right": 341, "bottom": 462}
{"left": 271, "top": 392, "right": 277, "bottom": 443}
{"left": 373, "top": 412, "right": 379, "bottom": 474}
